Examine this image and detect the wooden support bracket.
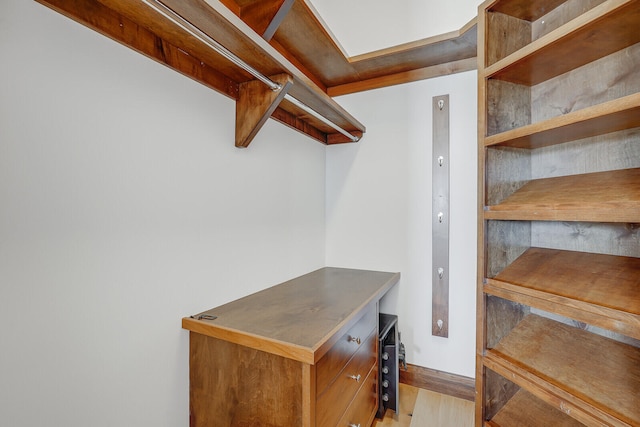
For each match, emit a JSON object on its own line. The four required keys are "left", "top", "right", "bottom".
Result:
{"left": 235, "top": 73, "right": 293, "bottom": 148}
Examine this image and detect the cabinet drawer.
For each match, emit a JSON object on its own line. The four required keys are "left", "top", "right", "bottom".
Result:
{"left": 316, "top": 330, "right": 377, "bottom": 427}
{"left": 336, "top": 365, "right": 378, "bottom": 427}
{"left": 316, "top": 304, "right": 376, "bottom": 394}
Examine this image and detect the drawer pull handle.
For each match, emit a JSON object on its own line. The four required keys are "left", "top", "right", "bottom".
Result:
{"left": 348, "top": 424, "right": 361, "bottom": 427}
{"left": 348, "top": 336, "right": 361, "bottom": 345}
{"left": 348, "top": 374, "right": 362, "bottom": 382}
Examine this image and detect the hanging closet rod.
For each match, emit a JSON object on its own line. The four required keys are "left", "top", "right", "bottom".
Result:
{"left": 282, "top": 94, "right": 359, "bottom": 142}
{"left": 141, "top": 0, "right": 360, "bottom": 143}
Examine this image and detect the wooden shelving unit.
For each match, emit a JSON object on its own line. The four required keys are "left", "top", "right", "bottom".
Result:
{"left": 35, "top": 0, "right": 478, "bottom": 147}
{"left": 477, "top": 0, "right": 640, "bottom": 426}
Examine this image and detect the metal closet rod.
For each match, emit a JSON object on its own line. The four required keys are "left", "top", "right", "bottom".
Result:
{"left": 141, "top": 0, "right": 360, "bottom": 143}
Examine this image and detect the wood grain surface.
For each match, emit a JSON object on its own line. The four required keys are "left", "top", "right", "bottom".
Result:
{"left": 486, "top": 168, "right": 640, "bottom": 222}
{"left": 189, "top": 332, "right": 304, "bottom": 427}
{"left": 183, "top": 267, "right": 399, "bottom": 364}
{"left": 494, "top": 247, "right": 640, "bottom": 304}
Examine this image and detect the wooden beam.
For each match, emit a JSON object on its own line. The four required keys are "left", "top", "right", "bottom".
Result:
{"left": 35, "top": 0, "right": 239, "bottom": 99}
{"left": 327, "top": 57, "right": 477, "bottom": 97}
{"left": 236, "top": 73, "right": 293, "bottom": 147}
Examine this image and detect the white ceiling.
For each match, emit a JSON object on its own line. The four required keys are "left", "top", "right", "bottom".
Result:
{"left": 309, "top": 0, "right": 480, "bottom": 57}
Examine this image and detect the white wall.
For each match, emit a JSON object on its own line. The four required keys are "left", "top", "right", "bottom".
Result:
{"left": 2, "top": 0, "right": 481, "bottom": 424}
{"left": 326, "top": 72, "right": 478, "bottom": 377}
{"left": 317, "top": 0, "right": 482, "bottom": 381}
{"left": 0, "top": 1, "right": 325, "bottom": 426}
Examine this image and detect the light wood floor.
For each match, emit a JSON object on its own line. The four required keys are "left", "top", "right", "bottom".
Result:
{"left": 372, "top": 384, "right": 475, "bottom": 427}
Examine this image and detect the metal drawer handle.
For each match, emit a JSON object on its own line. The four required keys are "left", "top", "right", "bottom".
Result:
{"left": 348, "top": 335, "right": 361, "bottom": 345}
{"left": 348, "top": 424, "right": 361, "bottom": 427}
{"left": 348, "top": 374, "right": 361, "bottom": 383}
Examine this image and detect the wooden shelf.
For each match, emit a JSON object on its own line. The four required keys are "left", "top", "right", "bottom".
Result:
{"left": 221, "top": 0, "right": 478, "bottom": 96}
{"left": 485, "top": 0, "right": 640, "bottom": 86}
{"left": 37, "top": 0, "right": 364, "bottom": 146}
{"left": 485, "top": 247, "right": 640, "bottom": 340}
{"left": 484, "top": 93, "right": 640, "bottom": 149}
{"left": 36, "top": 0, "right": 479, "bottom": 146}
{"left": 485, "top": 314, "right": 640, "bottom": 426}
{"left": 485, "top": 168, "right": 640, "bottom": 222}
{"left": 486, "top": 389, "right": 584, "bottom": 427}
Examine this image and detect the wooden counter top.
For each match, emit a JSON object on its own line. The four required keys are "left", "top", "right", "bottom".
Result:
{"left": 182, "top": 267, "right": 400, "bottom": 364}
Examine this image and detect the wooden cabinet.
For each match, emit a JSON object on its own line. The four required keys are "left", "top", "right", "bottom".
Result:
{"left": 182, "top": 267, "right": 399, "bottom": 427}
{"left": 476, "top": 0, "right": 640, "bottom": 425}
